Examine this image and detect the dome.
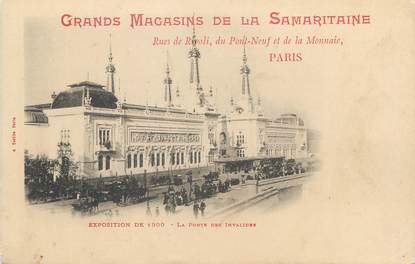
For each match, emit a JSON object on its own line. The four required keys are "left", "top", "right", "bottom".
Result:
{"left": 24, "top": 106, "right": 48, "bottom": 124}
{"left": 51, "top": 81, "right": 118, "bottom": 109}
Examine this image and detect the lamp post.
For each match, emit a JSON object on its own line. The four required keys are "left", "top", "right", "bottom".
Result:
{"left": 188, "top": 172, "right": 193, "bottom": 202}
{"left": 144, "top": 169, "right": 149, "bottom": 206}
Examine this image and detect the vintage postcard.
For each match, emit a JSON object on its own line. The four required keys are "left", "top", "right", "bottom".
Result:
{"left": 1, "top": 0, "right": 414, "bottom": 263}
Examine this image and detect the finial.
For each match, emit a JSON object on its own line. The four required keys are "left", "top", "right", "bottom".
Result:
{"left": 192, "top": 15, "right": 197, "bottom": 46}
{"left": 242, "top": 42, "right": 247, "bottom": 64}
{"left": 108, "top": 33, "right": 113, "bottom": 62}
{"left": 166, "top": 50, "right": 170, "bottom": 74}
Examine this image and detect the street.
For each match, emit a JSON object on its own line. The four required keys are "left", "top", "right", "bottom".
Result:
{"left": 28, "top": 173, "right": 311, "bottom": 219}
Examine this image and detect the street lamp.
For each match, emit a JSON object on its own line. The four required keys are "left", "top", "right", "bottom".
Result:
{"left": 144, "top": 169, "right": 149, "bottom": 206}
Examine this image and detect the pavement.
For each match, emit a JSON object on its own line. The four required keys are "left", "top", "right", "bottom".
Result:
{"left": 29, "top": 173, "right": 311, "bottom": 219}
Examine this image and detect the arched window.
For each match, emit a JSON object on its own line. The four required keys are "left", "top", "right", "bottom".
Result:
{"left": 190, "top": 152, "right": 193, "bottom": 164}
{"left": 127, "top": 154, "right": 131, "bottom": 168}
{"left": 220, "top": 132, "right": 227, "bottom": 145}
{"left": 139, "top": 153, "right": 143, "bottom": 168}
{"left": 105, "top": 155, "right": 110, "bottom": 170}
{"left": 198, "top": 151, "right": 201, "bottom": 163}
{"left": 133, "top": 154, "right": 138, "bottom": 168}
{"left": 98, "top": 155, "right": 103, "bottom": 171}
{"left": 161, "top": 153, "right": 165, "bottom": 166}
{"left": 151, "top": 153, "right": 155, "bottom": 167}
{"left": 171, "top": 152, "right": 175, "bottom": 165}
{"left": 181, "top": 152, "right": 184, "bottom": 164}
{"left": 208, "top": 150, "right": 215, "bottom": 163}
{"left": 176, "top": 152, "right": 180, "bottom": 165}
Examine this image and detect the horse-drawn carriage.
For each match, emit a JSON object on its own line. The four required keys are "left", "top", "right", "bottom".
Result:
{"left": 71, "top": 197, "right": 99, "bottom": 214}
{"left": 217, "top": 179, "right": 230, "bottom": 193}
{"left": 173, "top": 175, "right": 184, "bottom": 186}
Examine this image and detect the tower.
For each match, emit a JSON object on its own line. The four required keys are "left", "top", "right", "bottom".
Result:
{"left": 240, "top": 45, "right": 255, "bottom": 113}
{"left": 241, "top": 44, "right": 251, "bottom": 98}
{"left": 164, "top": 58, "right": 173, "bottom": 107}
{"left": 188, "top": 25, "right": 205, "bottom": 108}
{"left": 106, "top": 34, "right": 116, "bottom": 94}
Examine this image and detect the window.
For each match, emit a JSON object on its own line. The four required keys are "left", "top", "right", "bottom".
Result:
{"left": 208, "top": 131, "right": 215, "bottom": 145}
{"left": 133, "top": 154, "right": 138, "bottom": 168}
{"left": 98, "top": 155, "right": 103, "bottom": 170}
{"left": 98, "top": 128, "right": 111, "bottom": 145}
{"left": 127, "top": 154, "right": 131, "bottom": 168}
{"left": 208, "top": 150, "right": 214, "bottom": 163}
{"left": 151, "top": 153, "right": 155, "bottom": 167}
{"left": 236, "top": 133, "right": 245, "bottom": 146}
{"left": 60, "top": 129, "right": 71, "bottom": 143}
{"left": 181, "top": 152, "right": 184, "bottom": 164}
{"left": 139, "top": 153, "right": 143, "bottom": 168}
{"left": 161, "top": 153, "right": 165, "bottom": 166}
{"left": 156, "top": 153, "right": 160, "bottom": 166}
{"left": 190, "top": 152, "right": 193, "bottom": 164}
{"left": 105, "top": 155, "right": 111, "bottom": 170}
{"left": 171, "top": 153, "right": 175, "bottom": 165}
{"left": 176, "top": 152, "right": 180, "bottom": 165}
{"left": 198, "top": 151, "right": 201, "bottom": 163}
{"left": 237, "top": 149, "right": 245, "bottom": 158}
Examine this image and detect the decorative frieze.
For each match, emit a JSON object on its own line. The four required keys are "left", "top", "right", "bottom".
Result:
{"left": 130, "top": 132, "right": 200, "bottom": 144}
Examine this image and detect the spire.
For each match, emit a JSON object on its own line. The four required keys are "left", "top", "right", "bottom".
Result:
{"left": 164, "top": 53, "right": 173, "bottom": 107}
{"left": 108, "top": 34, "right": 113, "bottom": 62}
{"left": 243, "top": 44, "right": 247, "bottom": 64}
{"left": 188, "top": 24, "right": 201, "bottom": 87}
{"left": 192, "top": 23, "right": 197, "bottom": 47}
{"left": 187, "top": 23, "right": 206, "bottom": 110}
{"left": 240, "top": 43, "right": 251, "bottom": 97}
{"left": 106, "top": 34, "right": 116, "bottom": 94}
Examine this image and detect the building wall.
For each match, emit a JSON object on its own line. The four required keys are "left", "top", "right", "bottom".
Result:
{"left": 72, "top": 106, "right": 216, "bottom": 178}
{"left": 25, "top": 104, "right": 309, "bottom": 179}
{"left": 24, "top": 124, "right": 50, "bottom": 157}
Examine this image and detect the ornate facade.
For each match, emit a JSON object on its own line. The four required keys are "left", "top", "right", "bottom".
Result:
{"left": 24, "top": 29, "right": 308, "bottom": 179}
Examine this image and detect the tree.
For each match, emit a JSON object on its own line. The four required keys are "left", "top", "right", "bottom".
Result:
{"left": 24, "top": 151, "right": 55, "bottom": 201}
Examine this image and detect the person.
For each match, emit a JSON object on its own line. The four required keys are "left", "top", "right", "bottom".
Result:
{"left": 218, "top": 180, "right": 223, "bottom": 192}
{"left": 200, "top": 200, "right": 206, "bottom": 217}
{"left": 106, "top": 209, "right": 113, "bottom": 219}
{"left": 193, "top": 201, "right": 199, "bottom": 218}
{"left": 168, "top": 185, "right": 174, "bottom": 193}
{"left": 146, "top": 205, "right": 152, "bottom": 217}
{"left": 155, "top": 206, "right": 160, "bottom": 217}
{"left": 165, "top": 204, "right": 170, "bottom": 216}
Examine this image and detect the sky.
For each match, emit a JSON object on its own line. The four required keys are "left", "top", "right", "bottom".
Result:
{"left": 23, "top": 14, "right": 352, "bottom": 130}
